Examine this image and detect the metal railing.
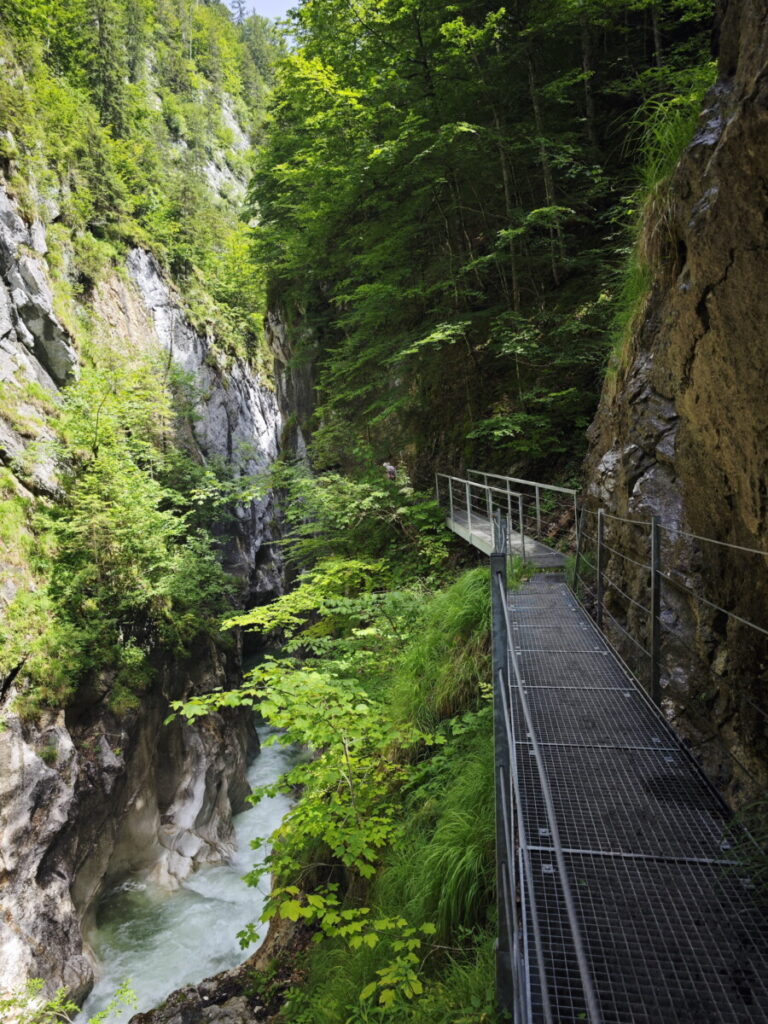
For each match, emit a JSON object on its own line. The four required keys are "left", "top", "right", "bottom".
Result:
{"left": 572, "top": 504, "right": 768, "bottom": 723}
{"left": 440, "top": 470, "right": 768, "bottom": 1020}
{"left": 435, "top": 471, "right": 577, "bottom": 561}
{"left": 438, "top": 469, "right": 768, "bottom": 720}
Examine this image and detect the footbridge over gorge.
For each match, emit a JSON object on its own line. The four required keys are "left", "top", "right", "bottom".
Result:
{"left": 436, "top": 471, "right": 768, "bottom": 1024}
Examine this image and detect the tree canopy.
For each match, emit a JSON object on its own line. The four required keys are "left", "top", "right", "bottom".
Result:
{"left": 249, "top": 0, "right": 713, "bottom": 482}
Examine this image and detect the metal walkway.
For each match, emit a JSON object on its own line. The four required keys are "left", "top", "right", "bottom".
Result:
{"left": 436, "top": 472, "right": 568, "bottom": 568}
{"left": 439, "top": 472, "right": 768, "bottom": 1023}
{"left": 506, "top": 575, "right": 768, "bottom": 1023}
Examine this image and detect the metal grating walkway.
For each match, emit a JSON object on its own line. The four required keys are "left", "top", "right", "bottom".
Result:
{"left": 446, "top": 510, "right": 566, "bottom": 567}
{"left": 509, "top": 574, "right": 768, "bottom": 1023}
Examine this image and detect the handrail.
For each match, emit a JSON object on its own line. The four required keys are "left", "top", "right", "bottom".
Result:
{"left": 468, "top": 468, "right": 577, "bottom": 496}
{"left": 436, "top": 472, "right": 524, "bottom": 500}
{"left": 443, "top": 472, "right": 768, "bottom": 1021}
{"left": 572, "top": 498, "right": 768, "bottom": 706}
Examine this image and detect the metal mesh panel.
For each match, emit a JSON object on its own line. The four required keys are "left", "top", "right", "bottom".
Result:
{"left": 510, "top": 574, "right": 768, "bottom": 1024}
{"left": 511, "top": 684, "right": 675, "bottom": 749}
{"left": 515, "top": 743, "right": 731, "bottom": 860}
{"left": 527, "top": 850, "right": 768, "bottom": 1024}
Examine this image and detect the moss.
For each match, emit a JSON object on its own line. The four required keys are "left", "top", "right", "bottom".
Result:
{"left": 38, "top": 743, "right": 58, "bottom": 766}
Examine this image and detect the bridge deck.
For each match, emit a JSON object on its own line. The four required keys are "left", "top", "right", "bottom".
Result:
{"left": 510, "top": 574, "right": 768, "bottom": 1023}
{"left": 446, "top": 510, "right": 566, "bottom": 568}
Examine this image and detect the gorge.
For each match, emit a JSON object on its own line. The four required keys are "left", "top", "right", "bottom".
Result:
{"left": 2, "top": 0, "right": 768, "bottom": 1022}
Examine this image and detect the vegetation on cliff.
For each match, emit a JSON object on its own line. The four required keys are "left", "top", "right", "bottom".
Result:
{"left": 5, "top": 0, "right": 757, "bottom": 1020}
{"left": 0, "top": 0, "right": 285, "bottom": 715}
{"left": 0, "top": 0, "right": 283, "bottom": 362}
{"left": 174, "top": 465, "right": 506, "bottom": 1021}
{"left": 0, "top": 343, "right": 246, "bottom": 714}
{"left": 250, "top": 0, "right": 713, "bottom": 482}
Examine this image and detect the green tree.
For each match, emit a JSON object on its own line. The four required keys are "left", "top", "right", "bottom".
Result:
{"left": 248, "top": 0, "right": 713, "bottom": 482}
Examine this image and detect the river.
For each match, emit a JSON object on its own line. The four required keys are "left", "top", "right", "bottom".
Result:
{"left": 78, "top": 724, "right": 296, "bottom": 1021}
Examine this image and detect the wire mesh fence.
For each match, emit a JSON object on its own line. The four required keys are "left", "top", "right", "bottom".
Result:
{"left": 440, "top": 471, "right": 768, "bottom": 1023}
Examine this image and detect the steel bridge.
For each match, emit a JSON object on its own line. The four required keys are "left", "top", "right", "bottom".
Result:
{"left": 437, "top": 471, "right": 768, "bottom": 1024}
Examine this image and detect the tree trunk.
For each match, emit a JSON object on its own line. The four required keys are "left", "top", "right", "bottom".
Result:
{"left": 526, "top": 49, "right": 564, "bottom": 285}
{"left": 651, "top": 4, "right": 663, "bottom": 68}
{"left": 580, "top": 13, "right": 597, "bottom": 147}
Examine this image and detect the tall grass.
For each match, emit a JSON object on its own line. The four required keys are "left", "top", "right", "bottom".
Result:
{"left": 278, "top": 567, "right": 503, "bottom": 1024}
{"left": 609, "top": 62, "right": 717, "bottom": 373}
{"left": 391, "top": 567, "right": 491, "bottom": 729}
{"left": 380, "top": 728, "right": 495, "bottom": 940}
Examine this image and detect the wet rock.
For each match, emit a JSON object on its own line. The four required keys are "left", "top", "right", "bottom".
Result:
{"left": 583, "top": 0, "right": 768, "bottom": 801}
{"left": 129, "top": 917, "right": 310, "bottom": 1024}
{"left": 0, "top": 185, "right": 281, "bottom": 999}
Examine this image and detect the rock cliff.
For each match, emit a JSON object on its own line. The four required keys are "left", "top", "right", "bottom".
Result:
{"left": 0, "top": 181, "right": 282, "bottom": 1000}
{"left": 265, "top": 306, "right": 315, "bottom": 463}
{"left": 583, "top": 0, "right": 768, "bottom": 800}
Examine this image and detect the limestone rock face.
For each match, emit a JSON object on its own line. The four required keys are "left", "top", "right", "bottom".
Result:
{"left": 265, "top": 308, "right": 315, "bottom": 463}
{"left": 126, "top": 249, "right": 283, "bottom": 604}
{"left": 0, "top": 189, "right": 77, "bottom": 389}
{"left": 583, "top": 0, "right": 768, "bottom": 799}
{"left": 0, "top": 183, "right": 282, "bottom": 1000}
{"left": 0, "top": 646, "right": 258, "bottom": 1004}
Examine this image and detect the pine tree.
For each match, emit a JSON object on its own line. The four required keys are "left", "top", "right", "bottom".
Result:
{"left": 86, "top": 0, "right": 129, "bottom": 133}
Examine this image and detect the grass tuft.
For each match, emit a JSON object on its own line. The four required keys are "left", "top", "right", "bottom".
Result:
{"left": 391, "top": 567, "right": 491, "bottom": 730}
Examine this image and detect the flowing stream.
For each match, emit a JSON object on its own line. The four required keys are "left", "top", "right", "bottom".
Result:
{"left": 78, "top": 724, "right": 297, "bottom": 1021}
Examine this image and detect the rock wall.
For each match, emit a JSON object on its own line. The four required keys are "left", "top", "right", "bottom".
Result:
{"left": 1, "top": 642, "right": 257, "bottom": 1003}
{"left": 125, "top": 249, "right": 282, "bottom": 604}
{"left": 583, "top": 0, "right": 768, "bottom": 800}
{"left": 0, "top": 181, "right": 282, "bottom": 999}
{"left": 265, "top": 307, "right": 316, "bottom": 463}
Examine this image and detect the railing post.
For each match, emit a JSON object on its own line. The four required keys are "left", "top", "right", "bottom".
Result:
{"left": 573, "top": 493, "right": 579, "bottom": 540}
{"left": 466, "top": 479, "right": 473, "bottom": 536}
{"left": 518, "top": 494, "right": 526, "bottom": 562}
{"left": 490, "top": 512, "right": 513, "bottom": 1014}
{"left": 596, "top": 508, "right": 605, "bottom": 631}
{"left": 506, "top": 513, "right": 513, "bottom": 577}
{"left": 448, "top": 477, "right": 454, "bottom": 521}
{"left": 650, "top": 515, "right": 661, "bottom": 705}
{"left": 573, "top": 503, "right": 584, "bottom": 596}
{"left": 486, "top": 484, "right": 493, "bottom": 524}
{"left": 535, "top": 483, "right": 541, "bottom": 538}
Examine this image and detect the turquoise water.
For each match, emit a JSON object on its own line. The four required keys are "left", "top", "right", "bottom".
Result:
{"left": 78, "top": 726, "right": 295, "bottom": 1021}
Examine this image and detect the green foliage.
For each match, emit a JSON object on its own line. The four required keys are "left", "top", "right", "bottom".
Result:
{"left": 391, "top": 568, "right": 491, "bottom": 730}
{"left": 633, "top": 64, "right": 718, "bottom": 194}
{"left": 0, "top": 0, "right": 285, "bottom": 361}
{"left": 173, "top": 547, "right": 499, "bottom": 1019}
{"left": 248, "top": 0, "right": 713, "bottom": 480}
{"left": 224, "top": 556, "right": 388, "bottom": 653}
{"left": 0, "top": 978, "right": 136, "bottom": 1024}
{"left": 0, "top": 349, "right": 237, "bottom": 713}
{"left": 610, "top": 60, "right": 717, "bottom": 368}
{"left": 175, "top": 656, "right": 436, "bottom": 881}
{"left": 268, "top": 462, "right": 450, "bottom": 577}
{"left": 277, "top": 708, "right": 499, "bottom": 1024}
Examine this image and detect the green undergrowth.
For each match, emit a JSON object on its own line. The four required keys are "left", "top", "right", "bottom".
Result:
{"left": 0, "top": 341, "right": 252, "bottom": 716}
{"left": 275, "top": 568, "right": 502, "bottom": 1023}
{"left": 174, "top": 529, "right": 515, "bottom": 1021}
